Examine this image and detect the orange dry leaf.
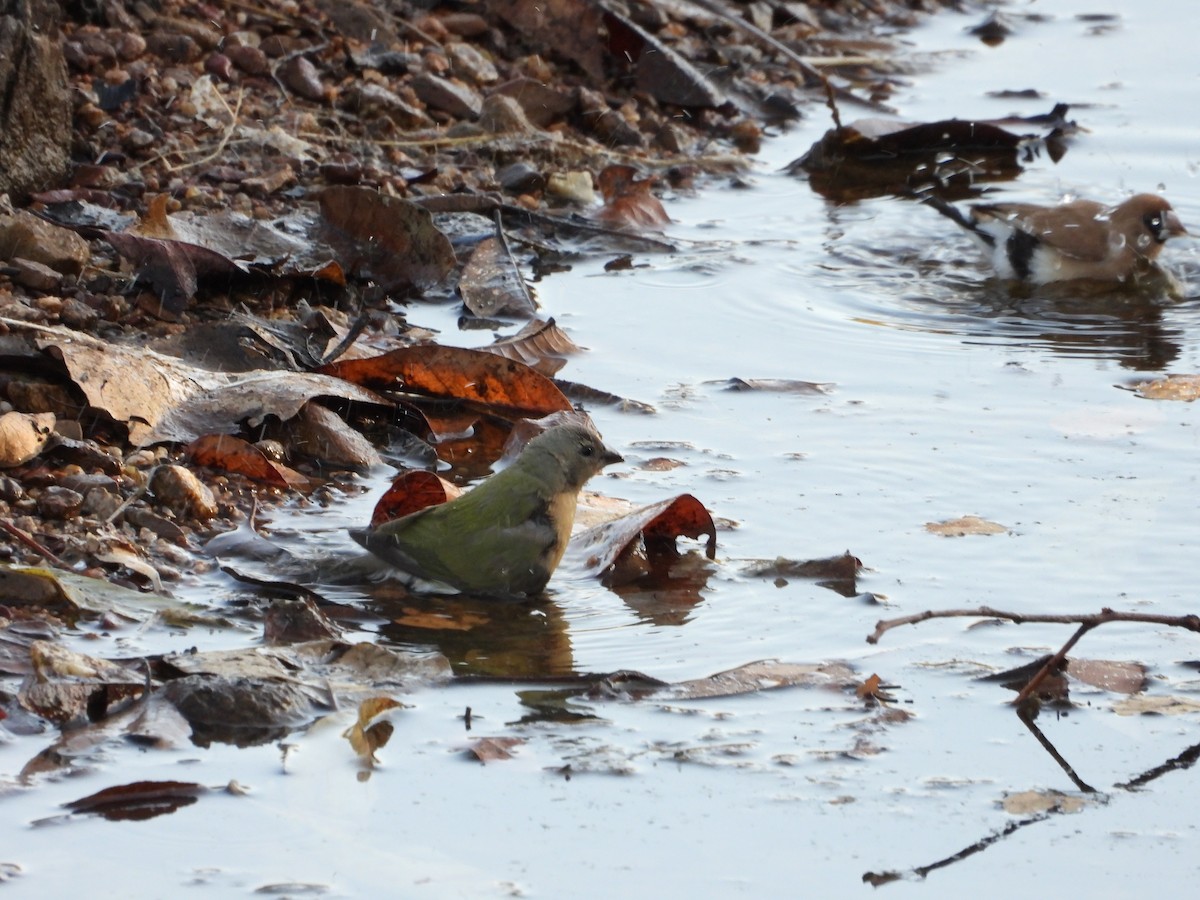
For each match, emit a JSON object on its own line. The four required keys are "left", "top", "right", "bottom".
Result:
{"left": 319, "top": 345, "right": 573, "bottom": 419}
{"left": 568, "top": 493, "right": 717, "bottom": 577}
{"left": 186, "top": 433, "right": 312, "bottom": 489}
{"left": 370, "top": 470, "right": 462, "bottom": 527}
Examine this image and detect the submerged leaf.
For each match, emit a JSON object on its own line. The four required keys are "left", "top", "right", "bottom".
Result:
{"left": 64, "top": 780, "right": 208, "bottom": 822}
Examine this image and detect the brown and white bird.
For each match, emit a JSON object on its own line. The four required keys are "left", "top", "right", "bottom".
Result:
{"left": 926, "top": 193, "right": 1187, "bottom": 283}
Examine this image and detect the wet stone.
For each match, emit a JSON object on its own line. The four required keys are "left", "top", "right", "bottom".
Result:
{"left": 446, "top": 42, "right": 499, "bottom": 84}
{"left": 225, "top": 44, "right": 270, "bottom": 76}
{"left": 279, "top": 55, "right": 324, "bottom": 102}
{"left": 38, "top": 486, "right": 84, "bottom": 520}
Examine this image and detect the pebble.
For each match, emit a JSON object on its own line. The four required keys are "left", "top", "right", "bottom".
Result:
{"left": 38, "top": 486, "right": 84, "bottom": 520}
{"left": 410, "top": 73, "right": 482, "bottom": 119}
{"left": 151, "top": 465, "right": 219, "bottom": 521}
{"left": 279, "top": 56, "right": 324, "bottom": 102}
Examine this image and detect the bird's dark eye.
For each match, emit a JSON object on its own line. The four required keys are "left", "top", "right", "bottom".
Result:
{"left": 579, "top": 443, "right": 594, "bottom": 457}
{"left": 1145, "top": 213, "right": 1163, "bottom": 233}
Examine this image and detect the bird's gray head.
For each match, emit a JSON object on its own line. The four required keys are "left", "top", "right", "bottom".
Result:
{"left": 521, "top": 423, "right": 624, "bottom": 490}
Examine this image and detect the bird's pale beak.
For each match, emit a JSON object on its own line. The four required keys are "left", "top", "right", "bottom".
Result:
{"left": 1166, "top": 210, "right": 1188, "bottom": 238}
{"left": 601, "top": 445, "right": 624, "bottom": 466}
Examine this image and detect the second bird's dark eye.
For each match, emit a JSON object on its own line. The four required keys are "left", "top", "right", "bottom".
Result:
{"left": 580, "top": 443, "right": 594, "bottom": 457}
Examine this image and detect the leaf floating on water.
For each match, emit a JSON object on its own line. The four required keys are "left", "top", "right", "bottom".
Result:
{"left": 667, "top": 660, "right": 858, "bottom": 700}
{"left": 483, "top": 317, "right": 581, "bottom": 378}
{"left": 567, "top": 493, "right": 718, "bottom": 578}
{"left": 1112, "top": 694, "right": 1200, "bottom": 716}
{"left": 64, "top": 780, "right": 209, "bottom": 822}
{"left": 719, "top": 377, "right": 834, "bottom": 394}
{"left": 1131, "top": 374, "right": 1200, "bottom": 401}
{"left": 1065, "top": 659, "right": 1148, "bottom": 694}
{"left": 466, "top": 736, "right": 524, "bottom": 763}
{"left": 594, "top": 165, "right": 671, "bottom": 230}
{"left": 925, "top": 515, "right": 1008, "bottom": 536}
{"left": 1000, "top": 789, "right": 1090, "bottom": 816}
{"left": 344, "top": 696, "right": 405, "bottom": 764}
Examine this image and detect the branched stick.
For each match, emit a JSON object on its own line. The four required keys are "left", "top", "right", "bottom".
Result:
{"left": 867, "top": 606, "right": 1200, "bottom": 645}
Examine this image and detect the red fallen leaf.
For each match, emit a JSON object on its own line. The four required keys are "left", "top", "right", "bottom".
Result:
{"left": 567, "top": 493, "right": 717, "bottom": 577}
{"left": 319, "top": 345, "right": 573, "bottom": 419}
{"left": 595, "top": 165, "right": 670, "bottom": 230}
{"left": 370, "top": 470, "right": 462, "bottom": 527}
{"left": 186, "top": 434, "right": 311, "bottom": 489}
{"left": 64, "top": 780, "right": 208, "bottom": 822}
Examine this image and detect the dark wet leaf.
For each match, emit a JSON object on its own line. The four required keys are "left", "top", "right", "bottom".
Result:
{"left": 318, "top": 186, "right": 455, "bottom": 292}
{"left": 64, "top": 780, "right": 208, "bottom": 822}
{"left": 460, "top": 235, "right": 537, "bottom": 318}
{"left": 666, "top": 660, "right": 858, "bottom": 700}
{"left": 743, "top": 552, "right": 863, "bottom": 596}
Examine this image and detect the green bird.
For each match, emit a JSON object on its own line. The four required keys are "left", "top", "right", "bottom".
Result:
{"left": 350, "top": 423, "right": 623, "bottom": 597}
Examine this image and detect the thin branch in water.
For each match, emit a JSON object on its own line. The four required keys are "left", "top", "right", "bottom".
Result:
{"left": 867, "top": 606, "right": 1200, "bottom": 645}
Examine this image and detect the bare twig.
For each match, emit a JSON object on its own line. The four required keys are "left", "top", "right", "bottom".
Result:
{"left": 1012, "top": 622, "right": 1095, "bottom": 706}
{"left": 867, "top": 606, "right": 1200, "bottom": 645}
{"left": 0, "top": 519, "right": 68, "bottom": 568}
{"left": 1016, "top": 706, "right": 1098, "bottom": 793}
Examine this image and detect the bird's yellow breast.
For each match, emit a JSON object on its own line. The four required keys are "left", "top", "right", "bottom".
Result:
{"left": 542, "top": 489, "right": 580, "bottom": 571}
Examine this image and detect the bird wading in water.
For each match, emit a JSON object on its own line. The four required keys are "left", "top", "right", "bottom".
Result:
{"left": 350, "top": 423, "right": 623, "bottom": 598}
{"left": 925, "top": 192, "right": 1187, "bottom": 284}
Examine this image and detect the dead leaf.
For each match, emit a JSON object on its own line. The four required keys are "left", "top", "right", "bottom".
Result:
{"left": 466, "top": 735, "right": 524, "bottom": 763}
{"left": 64, "top": 780, "right": 208, "bottom": 822}
{"left": 186, "top": 433, "right": 312, "bottom": 489}
{"left": 482, "top": 317, "right": 581, "bottom": 377}
{"left": 318, "top": 186, "right": 455, "bottom": 292}
{"left": 369, "top": 470, "right": 462, "bottom": 527}
{"left": 566, "top": 494, "right": 718, "bottom": 578}
{"left": 344, "top": 696, "right": 405, "bottom": 763}
{"left": 1065, "top": 658, "right": 1148, "bottom": 694}
{"left": 319, "top": 344, "right": 573, "bottom": 418}
{"left": 1132, "top": 374, "right": 1200, "bottom": 401}
{"left": 721, "top": 377, "right": 834, "bottom": 394}
{"left": 1112, "top": 694, "right": 1200, "bottom": 716}
{"left": 595, "top": 165, "right": 670, "bottom": 230}
{"left": 925, "top": 515, "right": 1008, "bottom": 536}
{"left": 1001, "top": 789, "right": 1089, "bottom": 815}
{"left": 460, "top": 235, "right": 537, "bottom": 318}
{"left": 791, "top": 105, "right": 1075, "bottom": 202}
{"left": 667, "top": 660, "right": 858, "bottom": 700}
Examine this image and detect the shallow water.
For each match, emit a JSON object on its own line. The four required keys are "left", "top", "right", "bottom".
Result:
{"left": 6, "top": 2, "right": 1200, "bottom": 896}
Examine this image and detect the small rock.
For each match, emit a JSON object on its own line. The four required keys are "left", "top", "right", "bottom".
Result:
{"left": 0, "top": 411, "right": 55, "bottom": 468}
{"left": 445, "top": 42, "right": 498, "bottom": 84}
{"left": 410, "top": 73, "right": 482, "bottom": 119}
{"left": 205, "top": 53, "right": 235, "bottom": 82}
{"left": 242, "top": 166, "right": 296, "bottom": 196}
{"left": 82, "top": 486, "right": 121, "bottom": 519}
{"left": 61, "top": 473, "right": 120, "bottom": 495}
{"left": 0, "top": 210, "right": 90, "bottom": 275}
{"left": 496, "top": 162, "right": 546, "bottom": 195}
{"left": 341, "top": 83, "right": 433, "bottom": 129}
{"left": 436, "top": 12, "right": 491, "bottom": 37}
{"left": 491, "top": 78, "right": 576, "bottom": 127}
{"left": 225, "top": 44, "right": 270, "bottom": 76}
{"left": 38, "top": 486, "right": 84, "bottom": 520}
{"left": 547, "top": 171, "right": 596, "bottom": 205}
{"left": 10, "top": 258, "right": 62, "bottom": 292}
{"left": 114, "top": 32, "right": 147, "bottom": 62}
{"left": 279, "top": 56, "right": 324, "bottom": 102}
{"left": 478, "top": 94, "right": 538, "bottom": 135}
{"left": 146, "top": 32, "right": 203, "bottom": 64}
{"left": 59, "top": 298, "right": 101, "bottom": 331}
{"left": 0, "top": 476, "right": 25, "bottom": 503}
{"left": 151, "top": 464, "right": 218, "bottom": 521}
